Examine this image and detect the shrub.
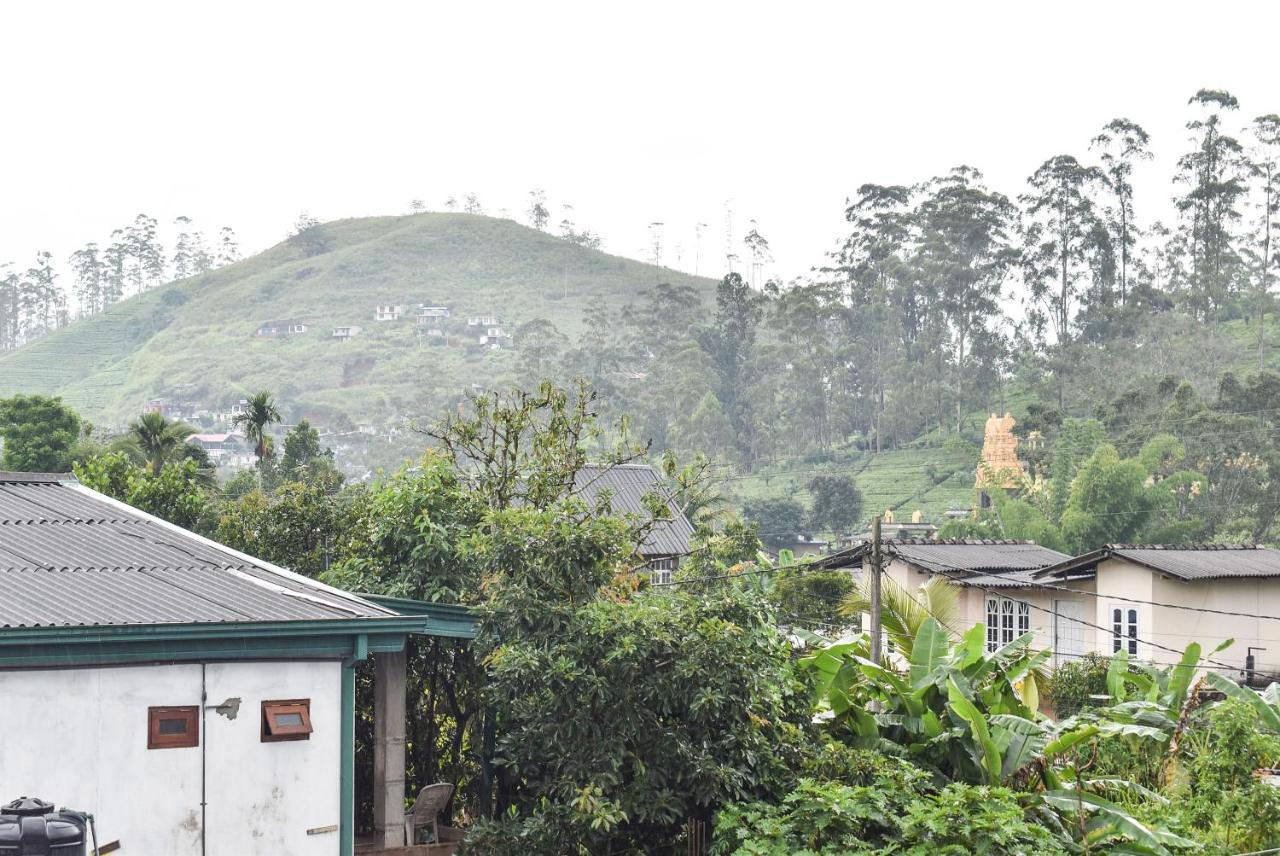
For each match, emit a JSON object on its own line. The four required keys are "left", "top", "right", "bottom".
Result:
{"left": 898, "top": 784, "right": 1069, "bottom": 855}
{"left": 711, "top": 774, "right": 1068, "bottom": 856}
{"left": 1047, "top": 652, "right": 1110, "bottom": 717}
{"left": 1174, "top": 699, "right": 1280, "bottom": 851}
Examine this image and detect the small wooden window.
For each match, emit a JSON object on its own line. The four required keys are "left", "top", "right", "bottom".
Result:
{"left": 148, "top": 706, "right": 199, "bottom": 749}
{"left": 261, "top": 699, "right": 313, "bottom": 742}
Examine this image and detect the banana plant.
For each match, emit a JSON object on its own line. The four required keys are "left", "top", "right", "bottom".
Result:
{"left": 799, "top": 619, "right": 1196, "bottom": 855}
{"left": 1204, "top": 673, "right": 1280, "bottom": 733}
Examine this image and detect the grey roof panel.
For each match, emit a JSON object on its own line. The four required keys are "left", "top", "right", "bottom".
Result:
{"left": 812, "top": 539, "right": 1070, "bottom": 577}
{"left": 572, "top": 464, "right": 695, "bottom": 556}
{"left": 1111, "top": 545, "right": 1280, "bottom": 581}
{"left": 891, "top": 540, "right": 1071, "bottom": 574}
{"left": 0, "top": 474, "right": 394, "bottom": 628}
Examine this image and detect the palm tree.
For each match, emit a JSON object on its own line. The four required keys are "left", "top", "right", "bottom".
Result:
{"left": 840, "top": 574, "right": 960, "bottom": 660}
{"left": 232, "top": 391, "right": 282, "bottom": 464}
{"left": 127, "top": 411, "right": 196, "bottom": 473}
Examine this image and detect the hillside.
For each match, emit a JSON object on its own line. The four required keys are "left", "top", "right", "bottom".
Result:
{"left": 0, "top": 213, "right": 715, "bottom": 435}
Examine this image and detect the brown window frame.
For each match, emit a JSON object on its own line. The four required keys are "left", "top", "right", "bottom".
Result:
{"left": 148, "top": 706, "right": 199, "bottom": 749}
{"left": 261, "top": 699, "right": 313, "bottom": 742}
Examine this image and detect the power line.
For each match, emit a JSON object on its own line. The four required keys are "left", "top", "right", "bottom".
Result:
{"left": 899, "top": 555, "right": 1245, "bottom": 673}
{"left": 655, "top": 547, "right": 1266, "bottom": 673}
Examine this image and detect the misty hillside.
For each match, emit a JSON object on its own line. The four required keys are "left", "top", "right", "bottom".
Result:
{"left": 0, "top": 213, "right": 715, "bottom": 432}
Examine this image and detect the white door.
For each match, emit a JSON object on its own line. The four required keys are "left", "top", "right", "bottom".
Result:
{"left": 1054, "top": 600, "right": 1086, "bottom": 667}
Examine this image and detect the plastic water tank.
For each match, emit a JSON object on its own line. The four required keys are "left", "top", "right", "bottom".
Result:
{"left": 0, "top": 798, "right": 87, "bottom": 855}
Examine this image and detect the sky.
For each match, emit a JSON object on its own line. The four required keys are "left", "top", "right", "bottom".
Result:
{"left": 2, "top": 0, "right": 1279, "bottom": 290}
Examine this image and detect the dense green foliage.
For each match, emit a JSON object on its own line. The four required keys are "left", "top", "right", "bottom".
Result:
{"left": 72, "top": 450, "right": 208, "bottom": 529}
{"left": 0, "top": 394, "right": 82, "bottom": 471}
{"left": 713, "top": 773, "right": 1069, "bottom": 856}
{"left": 1047, "top": 652, "right": 1111, "bottom": 718}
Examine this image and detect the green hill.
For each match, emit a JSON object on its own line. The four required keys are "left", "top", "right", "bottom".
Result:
{"left": 0, "top": 213, "right": 714, "bottom": 433}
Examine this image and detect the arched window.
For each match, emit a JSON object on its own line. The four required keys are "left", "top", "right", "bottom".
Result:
{"left": 1112, "top": 606, "right": 1137, "bottom": 656}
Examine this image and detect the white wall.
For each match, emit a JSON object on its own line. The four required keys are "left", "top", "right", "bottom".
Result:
{"left": 1150, "top": 572, "right": 1280, "bottom": 673}
{"left": 0, "top": 660, "right": 342, "bottom": 856}
{"left": 205, "top": 660, "right": 342, "bottom": 856}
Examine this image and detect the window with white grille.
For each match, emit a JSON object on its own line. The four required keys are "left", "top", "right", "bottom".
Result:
{"left": 985, "top": 596, "right": 1030, "bottom": 651}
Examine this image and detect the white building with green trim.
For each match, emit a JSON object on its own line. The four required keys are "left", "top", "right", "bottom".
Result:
{"left": 0, "top": 472, "right": 475, "bottom": 855}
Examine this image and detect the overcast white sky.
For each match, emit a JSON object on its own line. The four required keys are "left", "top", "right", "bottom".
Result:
{"left": 2, "top": 1, "right": 1279, "bottom": 287}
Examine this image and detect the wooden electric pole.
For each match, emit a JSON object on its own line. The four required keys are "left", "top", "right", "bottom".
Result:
{"left": 869, "top": 515, "right": 883, "bottom": 663}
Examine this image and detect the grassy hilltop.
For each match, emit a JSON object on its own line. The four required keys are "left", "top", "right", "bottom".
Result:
{"left": 0, "top": 213, "right": 714, "bottom": 431}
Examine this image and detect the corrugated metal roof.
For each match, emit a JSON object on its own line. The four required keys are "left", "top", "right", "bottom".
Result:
{"left": 890, "top": 539, "right": 1071, "bottom": 575}
{"left": 960, "top": 569, "right": 1042, "bottom": 588}
{"left": 1075, "top": 544, "right": 1280, "bottom": 581}
{"left": 812, "top": 539, "right": 1069, "bottom": 577}
{"left": 572, "top": 464, "right": 695, "bottom": 557}
{"left": 0, "top": 472, "right": 396, "bottom": 628}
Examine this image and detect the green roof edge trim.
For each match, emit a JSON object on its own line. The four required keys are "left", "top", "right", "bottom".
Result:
{"left": 0, "top": 606, "right": 477, "bottom": 669}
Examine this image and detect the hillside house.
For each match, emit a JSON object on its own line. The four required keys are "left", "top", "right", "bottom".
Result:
{"left": 187, "top": 433, "right": 254, "bottom": 468}
{"left": 421, "top": 327, "right": 446, "bottom": 341}
{"left": 478, "top": 327, "right": 512, "bottom": 349}
{"left": 572, "top": 463, "right": 695, "bottom": 585}
{"left": 0, "top": 472, "right": 477, "bottom": 855}
{"left": 256, "top": 321, "right": 307, "bottom": 337}
{"left": 416, "top": 306, "right": 451, "bottom": 323}
{"left": 819, "top": 540, "right": 1073, "bottom": 659}
{"left": 467, "top": 315, "right": 500, "bottom": 327}
{"left": 770, "top": 533, "right": 830, "bottom": 558}
{"left": 1033, "top": 545, "right": 1280, "bottom": 682}
{"left": 374, "top": 305, "right": 405, "bottom": 322}
{"left": 332, "top": 325, "right": 362, "bottom": 341}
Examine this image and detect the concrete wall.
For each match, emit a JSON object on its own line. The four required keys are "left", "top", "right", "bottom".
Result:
{"left": 1148, "top": 570, "right": 1280, "bottom": 673}
{"left": 0, "top": 660, "right": 342, "bottom": 856}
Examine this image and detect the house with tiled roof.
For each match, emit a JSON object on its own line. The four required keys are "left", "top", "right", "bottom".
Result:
{"left": 0, "top": 471, "right": 475, "bottom": 855}
{"left": 572, "top": 463, "right": 695, "bottom": 585}
{"left": 818, "top": 539, "right": 1073, "bottom": 659}
{"left": 1034, "top": 544, "right": 1280, "bottom": 681}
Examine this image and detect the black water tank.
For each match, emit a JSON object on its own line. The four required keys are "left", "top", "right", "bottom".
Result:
{"left": 0, "top": 798, "right": 86, "bottom": 855}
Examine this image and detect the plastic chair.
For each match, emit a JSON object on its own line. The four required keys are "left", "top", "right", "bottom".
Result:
{"left": 404, "top": 782, "right": 454, "bottom": 846}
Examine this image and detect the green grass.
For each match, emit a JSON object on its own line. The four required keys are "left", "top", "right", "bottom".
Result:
{"left": 0, "top": 213, "right": 714, "bottom": 431}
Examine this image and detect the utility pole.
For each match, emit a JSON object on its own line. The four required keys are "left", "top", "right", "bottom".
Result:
{"left": 869, "top": 515, "right": 883, "bottom": 663}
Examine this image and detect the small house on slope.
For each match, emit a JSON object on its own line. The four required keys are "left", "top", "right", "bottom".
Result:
{"left": 572, "top": 463, "right": 695, "bottom": 585}
{"left": 0, "top": 472, "right": 475, "bottom": 856}
{"left": 1034, "top": 544, "right": 1280, "bottom": 681}
{"left": 817, "top": 539, "right": 1072, "bottom": 659}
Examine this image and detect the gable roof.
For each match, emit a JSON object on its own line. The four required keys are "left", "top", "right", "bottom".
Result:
{"left": 0, "top": 472, "right": 398, "bottom": 629}
{"left": 1035, "top": 544, "right": 1280, "bottom": 583}
{"left": 816, "top": 538, "right": 1070, "bottom": 577}
{"left": 572, "top": 463, "right": 695, "bottom": 557}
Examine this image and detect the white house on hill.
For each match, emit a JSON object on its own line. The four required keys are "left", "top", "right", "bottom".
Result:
{"left": 0, "top": 472, "right": 476, "bottom": 856}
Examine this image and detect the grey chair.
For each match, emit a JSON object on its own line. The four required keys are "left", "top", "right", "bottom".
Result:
{"left": 405, "top": 782, "right": 454, "bottom": 846}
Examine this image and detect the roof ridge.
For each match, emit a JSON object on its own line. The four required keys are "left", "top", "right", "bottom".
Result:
{"left": 1108, "top": 543, "right": 1262, "bottom": 551}
{"left": 888, "top": 538, "right": 1036, "bottom": 546}
{"left": 0, "top": 472, "right": 78, "bottom": 484}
